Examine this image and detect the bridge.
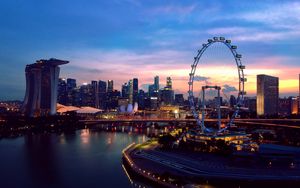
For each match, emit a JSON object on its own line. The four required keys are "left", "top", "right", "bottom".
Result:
{"left": 80, "top": 118, "right": 300, "bottom": 129}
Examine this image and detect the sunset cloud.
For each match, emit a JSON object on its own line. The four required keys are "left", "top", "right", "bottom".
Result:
{"left": 0, "top": 0, "right": 299, "bottom": 100}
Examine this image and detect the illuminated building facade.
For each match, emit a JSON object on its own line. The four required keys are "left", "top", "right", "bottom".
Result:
{"left": 299, "top": 74, "right": 300, "bottom": 114}
{"left": 291, "top": 97, "right": 298, "bottom": 115}
{"left": 160, "top": 89, "right": 174, "bottom": 105}
{"left": 128, "top": 79, "right": 133, "bottom": 104}
{"left": 66, "top": 78, "right": 76, "bottom": 105}
{"left": 107, "top": 80, "right": 113, "bottom": 93}
{"left": 160, "top": 77, "right": 174, "bottom": 105}
{"left": 57, "top": 78, "right": 67, "bottom": 105}
{"left": 166, "top": 76, "right": 172, "bottom": 89}
{"left": 22, "top": 58, "right": 69, "bottom": 117}
{"left": 256, "top": 74, "right": 279, "bottom": 116}
{"left": 121, "top": 82, "right": 129, "bottom": 98}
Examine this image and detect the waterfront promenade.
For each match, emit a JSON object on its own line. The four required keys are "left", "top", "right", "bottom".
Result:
{"left": 123, "top": 141, "right": 300, "bottom": 187}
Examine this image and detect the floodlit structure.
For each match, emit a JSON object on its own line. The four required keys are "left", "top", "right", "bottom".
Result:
{"left": 119, "top": 102, "right": 138, "bottom": 114}
{"left": 22, "top": 58, "right": 69, "bottom": 117}
{"left": 256, "top": 74, "right": 279, "bottom": 116}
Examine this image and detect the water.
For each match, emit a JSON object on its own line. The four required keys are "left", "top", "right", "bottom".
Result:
{"left": 0, "top": 129, "right": 147, "bottom": 188}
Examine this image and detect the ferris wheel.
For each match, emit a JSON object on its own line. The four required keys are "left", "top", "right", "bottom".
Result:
{"left": 188, "top": 37, "right": 246, "bottom": 134}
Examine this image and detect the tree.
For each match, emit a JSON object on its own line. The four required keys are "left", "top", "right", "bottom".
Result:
{"left": 158, "top": 134, "right": 176, "bottom": 149}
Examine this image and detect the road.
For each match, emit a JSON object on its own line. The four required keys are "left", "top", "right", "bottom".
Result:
{"left": 132, "top": 145, "right": 300, "bottom": 181}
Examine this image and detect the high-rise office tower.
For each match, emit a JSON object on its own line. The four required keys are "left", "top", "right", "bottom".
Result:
{"left": 175, "top": 94, "right": 184, "bottom": 106}
{"left": 57, "top": 78, "right": 67, "bottom": 105}
{"left": 133, "top": 78, "right": 138, "bottom": 104}
{"left": 160, "top": 88, "right": 174, "bottom": 105}
{"left": 107, "top": 90, "right": 120, "bottom": 109}
{"left": 22, "top": 58, "right": 69, "bottom": 117}
{"left": 66, "top": 78, "right": 76, "bottom": 105}
{"left": 121, "top": 83, "right": 129, "bottom": 98}
{"left": 80, "top": 83, "right": 91, "bottom": 106}
{"left": 148, "top": 84, "right": 156, "bottom": 97}
{"left": 128, "top": 80, "right": 133, "bottom": 104}
{"left": 166, "top": 77, "right": 172, "bottom": 89}
{"left": 91, "top": 81, "right": 99, "bottom": 108}
{"left": 279, "top": 97, "right": 298, "bottom": 116}
{"left": 257, "top": 74, "right": 279, "bottom": 116}
{"left": 107, "top": 80, "right": 113, "bottom": 93}
{"left": 67, "top": 78, "right": 76, "bottom": 90}
{"left": 98, "top": 80, "right": 107, "bottom": 110}
{"left": 291, "top": 97, "right": 298, "bottom": 115}
{"left": 160, "top": 77, "right": 174, "bottom": 105}
{"left": 154, "top": 76, "right": 159, "bottom": 91}
{"left": 138, "top": 89, "right": 145, "bottom": 110}
{"left": 298, "top": 74, "right": 300, "bottom": 114}
{"left": 72, "top": 87, "right": 81, "bottom": 107}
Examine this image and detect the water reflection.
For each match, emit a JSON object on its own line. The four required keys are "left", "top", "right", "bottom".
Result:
{"left": 0, "top": 130, "right": 146, "bottom": 188}
{"left": 24, "top": 134, "right": 62, "bottom": 187}
{"left": 80, "top": 129, "right": 90, "bottom": 146}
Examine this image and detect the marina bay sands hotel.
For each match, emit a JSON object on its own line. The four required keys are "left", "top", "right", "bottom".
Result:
{"left": 22, "top": 58, "right": 68, "bottom": 117}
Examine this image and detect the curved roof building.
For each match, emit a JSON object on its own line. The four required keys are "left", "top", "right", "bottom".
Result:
{"left": 22, "top": 58, "right": 69, "bottom": 117}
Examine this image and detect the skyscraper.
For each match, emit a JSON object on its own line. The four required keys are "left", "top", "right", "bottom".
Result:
{"left": 107, "top": 80, "right": 113, "bottom": 93}
{"left": 98, "top": 80, "right": 107, "bottom": 110}
{"left": 298, "top": 74, "right": 300, "bottom": 114}
{"left": 22, "top": 58, "right": 69, "bottom": 117}
{"left": 154, "top": 76, "right": 159, "bottom": 91}
{"left": 160, "top": 89, "right": 174, "bottom": 105}
{"left": 128, "top": 79, "right": 133, "bottom": 104}
{"left": 91, "top": 81, "right": 99, "bottom": 108}
{"left": 256, "top": 74, "right": 279, "bottom": 116}
{"left": 160, "top": 77, "right": 174, "bottom": 105}
{"left": 138, "top": 89, "right": 145, "bottom": 110}
{"left": 80, "top": 83, "right": 92, "bottom": 107}
{"left": 148, "top": 84, "right": 156, "bottom": 97}
{"left": 66, "top": 78, "right": 76, "bottom": 105}
{"left": 175, "top": 94, "right": 184, "bottom": 106}
{"left": 121, "top": 82, "right": 129, "bottom": 98}
{"left": 57, "top": 78, "right": 67, "bottom": 105}
{"left": 67, "top": 78, "right": 76, "bottom": 90}
{"left": 133, "top": 78, "right": 138, "bottom": 104}
{"left": 107, "top": 90, "right": 120, "bottom": 109}
{"left": 166, "top": 77, "right": 172, "bottom": 89}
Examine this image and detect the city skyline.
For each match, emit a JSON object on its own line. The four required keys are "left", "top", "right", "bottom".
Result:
{"left": 1, "top": 2, "right": 300, "bottom": 188}
{"left": 1, "top": 1, "right": 300, "bottom": 100}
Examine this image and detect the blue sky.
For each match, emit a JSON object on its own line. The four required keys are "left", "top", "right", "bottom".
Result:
{"left": 0, "top": 0, "right": 300, "bottom": 100}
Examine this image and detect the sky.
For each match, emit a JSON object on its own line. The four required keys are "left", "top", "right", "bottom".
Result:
{"left": 0, "top": 0, "right": 299, "bottom": 100}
